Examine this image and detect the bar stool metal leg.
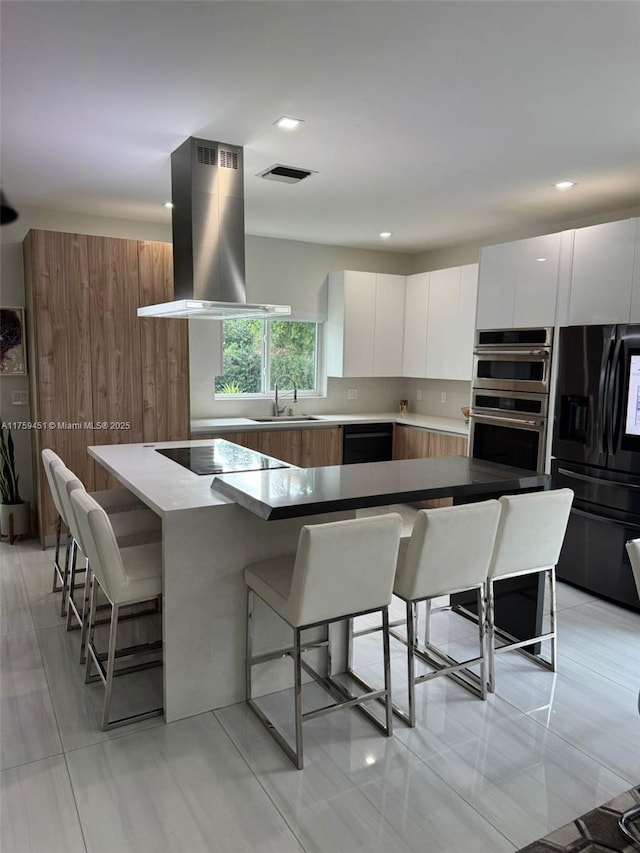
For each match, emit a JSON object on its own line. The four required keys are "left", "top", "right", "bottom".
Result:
{"left": 52, "top": 515, "right": 64, "bottom": 593}
{"left": 382, "top": 607, "right": 393, "bottom": 735}
{"left": 293, "top": 628, "right": 303, "bottom": 769}
{"left": 59, "top": 531, "right": 72, "bottom": 618}
{"left": 102, "top": 602, "right": 120, "bottom": 731}
{"left": 405, "top": 601, "right": 417, "bottom": 727}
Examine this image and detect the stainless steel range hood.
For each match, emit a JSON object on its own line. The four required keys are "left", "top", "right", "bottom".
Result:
{"left": 137, "top": 137, "right": 291, "bottom": 320}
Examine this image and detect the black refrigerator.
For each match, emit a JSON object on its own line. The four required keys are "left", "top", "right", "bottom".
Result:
{"left": 552, "top": 324, "right": 640, "bottom": 610}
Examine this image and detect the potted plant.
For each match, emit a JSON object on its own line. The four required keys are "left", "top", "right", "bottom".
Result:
{"left": 0, "top": 425, "right": 29, "bottom": 542}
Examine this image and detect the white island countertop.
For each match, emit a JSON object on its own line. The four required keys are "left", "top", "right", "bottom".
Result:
{"left": 89, "top": 439, "right": 248, "bottom": 516}
{"left": 191, "top": 412, "right": 469, "bottom": 437}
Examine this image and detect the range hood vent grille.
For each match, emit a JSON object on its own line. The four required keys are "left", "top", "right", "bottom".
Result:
{"left": 196, "top": 144, "right": 216, "bottom": 166}
{"left": 219, "top": 148, "right": 239, "bottom": 170}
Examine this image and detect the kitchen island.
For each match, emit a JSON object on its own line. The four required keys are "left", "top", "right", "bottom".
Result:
{"left": 89, "top": 440, "right": 548, "bottom": 722}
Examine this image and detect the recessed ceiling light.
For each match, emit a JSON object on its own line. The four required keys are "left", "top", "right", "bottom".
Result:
{"left": 164, "top": 201, "right": 174, "bottom": 208}
{"left": 553, "top": 181, "right": 577, "bottom": 190}
{"left": 274, "top": 116, "right": 303, "bottom": 130}
{"left": 379, "top": 231, "right": 392, "bottom": 239}
{"left": 536, "top": 257, "right": 548, "bottom": 262}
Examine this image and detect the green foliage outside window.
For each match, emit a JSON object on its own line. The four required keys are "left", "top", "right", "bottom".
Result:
{"left": 214, "top": 319, "right": 317, "bottom": 395}
{"left": 269, "top": 321, "right": 316, "bottom": 390}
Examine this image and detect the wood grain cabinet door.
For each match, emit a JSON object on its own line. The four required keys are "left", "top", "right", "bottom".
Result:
{"left": 25, "top": 231, "right": 190, "bottom": 543}
{"left": 138, "top": 241, "right": 189, "bottom": 443}
{"left": 300, "top": 427, "right": 342, "bottom": 466}
{"left": 257, "top": 429, "right": 302, "bottom": 466}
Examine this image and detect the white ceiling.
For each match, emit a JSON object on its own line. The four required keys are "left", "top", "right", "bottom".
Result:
{"left": 1, "top": 0, "right": 639, "bottom": 253}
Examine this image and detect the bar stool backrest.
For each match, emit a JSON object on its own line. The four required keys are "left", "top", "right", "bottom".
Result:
{"left": 52, "top": 465, "right": 87, "bottom": 554}
{"left": 41, "top": 449, "right": 67, "bottom": 521}
{"left": 290, "top": 513, "right": 402, "bottom": 626}
{"left": 625, "top": 540, "right": 640, "bottom": 600}
{"left": 70, "top": 490, "right": 128, "bottom": 605}
{"left": 394, "top": 500, "right": 501, "bottom": 601}
{"left": 488, "top": 489, "right": 574, "bottom": 580}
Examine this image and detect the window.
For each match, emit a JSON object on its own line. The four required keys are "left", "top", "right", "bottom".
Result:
{"left": 214, "top": 319, "right": 320, "bottom": 396}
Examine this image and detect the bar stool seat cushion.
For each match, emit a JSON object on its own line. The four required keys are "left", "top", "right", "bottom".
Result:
{"left": 245, "top": 555, "right": 295, "bottom": 615}
{"left": 108, "top": 507, "right": 161, "bottom": 547}
{"left": 88, "top": 487, "right": 144, "bottom": 513}
{"left": 117, "top": 542, "right": 163, "bottom": 605}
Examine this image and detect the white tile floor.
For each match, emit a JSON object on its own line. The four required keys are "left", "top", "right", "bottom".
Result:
{"left": 1, "top": 526, "right": 639, "bottom": 853}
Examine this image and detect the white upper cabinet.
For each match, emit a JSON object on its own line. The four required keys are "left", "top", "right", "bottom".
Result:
{"left": 374, "top": 274, "right": 406, "bottom": 376}
{"left": 402, "top": 264, "right": 478, "bottom": 381}
{"left": 476, "top": 241, "right": 519, "bottom": 330}
{"left": 477, "top": 234, "right": 561, "bottom": 330}
{"left": 456, "top": 263, "right": 479, "bottom": 379}
{"left": 327, "top": 271, "right": 404, "bottom": 377}
{"left": 425, "top": 264, "right": 478, "bottom": 380}
{"left": 402, "top": 272, "right": 429, "bottom": 377}
{"left": 569, "top": 218, "right": 639, "bottom": 325}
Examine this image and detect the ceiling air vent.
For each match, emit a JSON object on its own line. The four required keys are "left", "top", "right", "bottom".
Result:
{"left": 219, "top": 148, "right": 239, "bottom": 169}
{"left": 196, "top": 144, "right": 216, "bottom": 166}
{"left": 258, "top": 164, "right": 317, "bottom": 184}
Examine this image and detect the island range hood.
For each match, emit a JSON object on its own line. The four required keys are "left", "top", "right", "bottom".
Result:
{"left": 138, "top": 137, "right": 291, "bottom": 320}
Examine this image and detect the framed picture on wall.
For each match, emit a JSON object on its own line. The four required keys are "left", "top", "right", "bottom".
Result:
{"left": 0, "top": 307, "right": 26, "bottom": 375}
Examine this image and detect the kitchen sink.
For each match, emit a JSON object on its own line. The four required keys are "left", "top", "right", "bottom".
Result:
{"left": 249, "top": 416, "right": 320, "bottom": 423}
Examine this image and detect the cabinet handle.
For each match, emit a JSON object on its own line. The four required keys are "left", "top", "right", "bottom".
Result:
{"left": 556, "top": 467, "right": 640, "bottom": 491}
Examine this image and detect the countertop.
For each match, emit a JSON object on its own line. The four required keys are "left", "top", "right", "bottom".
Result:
{"left": 191, "top": 412, "right": 469, "bottom": 437}
{"left": 89, "top": 439, "right": 244, "bottom": 515}
{"left": 211, "top": 456, "right": 549, "bottom": 520}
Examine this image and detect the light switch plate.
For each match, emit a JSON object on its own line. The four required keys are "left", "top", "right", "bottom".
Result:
{"left": 11, "top": 390, "right": 28, "bottom": 406}
{"left": 440, "top": 392, "right": 447, "bottom": 403}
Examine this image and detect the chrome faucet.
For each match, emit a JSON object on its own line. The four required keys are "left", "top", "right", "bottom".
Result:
{"left": 274, "top": 375, "right": 298, "bottom": 416}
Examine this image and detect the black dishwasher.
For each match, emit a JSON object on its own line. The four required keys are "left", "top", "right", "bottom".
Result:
{"left": 342, "top": 423, "right": 394, "bottom": 464}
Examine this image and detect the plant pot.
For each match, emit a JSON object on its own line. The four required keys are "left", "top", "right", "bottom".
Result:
{"left": 0, "top": 501, "right": 30, "bottom": 543}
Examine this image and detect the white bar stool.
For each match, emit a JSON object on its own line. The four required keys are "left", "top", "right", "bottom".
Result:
{"left": 54, "top": 465, "right": 161, "bottom": 660}
{"left": 244, "top": 513, "right": 402, "bottom": 769}
{"left": 41, "top": 449, "right": 71, "bottom": 604}
{"left": 41, "top": 448, "right": 145, "bottom": 611}
{"left": 486, "top": 488, "right": 574, "bottom": 693}
{"left": 620, "top": 539, "right": 640, "bottom": 845}
{"left": 70, "top": 489, "right": 164, "bottom": 730}
{"left": 353, "top": 500, "right": 501, "bottom": 727}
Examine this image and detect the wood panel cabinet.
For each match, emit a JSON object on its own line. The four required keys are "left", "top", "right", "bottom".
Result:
{"left": 24, "top": 230, "right": 190, "bottom": 543}
{"left": 393, "top": 425, "right": 467, "bottom": 460}
{"left": 393, "top": 425, "right": 467, "bottom": 507}
{"left": 327, "top": 271, "right": 404, "bottom": 377}
{"left": 300, "top": 427, "right": 342, "bottom": 467}
{"left": 198, "top": 426, "right": 343, "bottom": 467}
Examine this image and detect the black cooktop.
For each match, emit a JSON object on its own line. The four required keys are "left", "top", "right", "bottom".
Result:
{"left": 156, "top": 440, "right": 288, "bottom": 476}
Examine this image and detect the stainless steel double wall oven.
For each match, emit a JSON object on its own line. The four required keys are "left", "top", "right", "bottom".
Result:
{"left": 470, "top": 328, "right": 553, "bottom": 472}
